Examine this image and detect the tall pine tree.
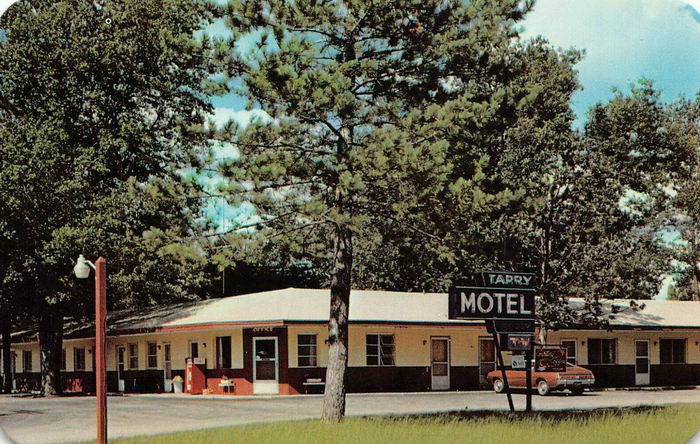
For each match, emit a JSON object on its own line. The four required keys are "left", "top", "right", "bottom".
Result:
{"left": 220, "top": 0, "right": 548, "bottom": 420}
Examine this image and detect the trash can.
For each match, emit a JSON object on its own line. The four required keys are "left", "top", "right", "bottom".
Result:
{"left": 173, "top": 376, "right": 184, "bottom": 393}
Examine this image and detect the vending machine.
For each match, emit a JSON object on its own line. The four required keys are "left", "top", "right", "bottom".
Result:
{"left": 185, "top": 357, "right": 207, "bottom": 394}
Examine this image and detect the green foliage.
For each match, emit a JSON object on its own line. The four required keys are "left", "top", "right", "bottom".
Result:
{"left": 667, "top": 96, "right": 700, "bottom": 301}
{"left": 215, "top": 0, "right": 691, "bottom": 334}
{"left": 0, "top": 0, "right": 225, "bottom": 318}
{"left": 218, "top": 0, "right": 544, "bottom": 418}
{"left": 354, "top": 77, "right": 691, "bottom": 329}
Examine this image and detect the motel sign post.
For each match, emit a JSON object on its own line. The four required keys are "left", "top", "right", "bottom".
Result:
{"left": 449, "top": 271, "right": 536, "bottom": 412}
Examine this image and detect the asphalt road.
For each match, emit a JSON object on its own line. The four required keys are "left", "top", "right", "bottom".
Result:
{"left": 0, "top": 389, "right": 699, "bottom": 444}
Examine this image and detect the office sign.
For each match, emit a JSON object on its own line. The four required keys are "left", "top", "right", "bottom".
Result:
{"left": 535, "top": 348, "right": 567, "bottom": 372}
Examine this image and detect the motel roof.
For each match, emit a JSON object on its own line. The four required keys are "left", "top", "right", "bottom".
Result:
{"left": 95, "top": 288, "right": 700, "bottom": 333}
{"left": 10, "top": 288, "right": 700, "bottom": 342}
{"left": 105, "top": 288, "right": 481, "bottom": 333}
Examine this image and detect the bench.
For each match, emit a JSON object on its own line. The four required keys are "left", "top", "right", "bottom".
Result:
{"left": 302, "top": 378, "right": 325, "bottom": 394}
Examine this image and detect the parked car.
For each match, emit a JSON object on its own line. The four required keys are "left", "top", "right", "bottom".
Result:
{"left": 486, "top": 362, "right": 595, "bottom": 395}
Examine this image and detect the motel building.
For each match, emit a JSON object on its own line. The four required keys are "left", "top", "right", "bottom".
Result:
{"left": 1, "top": 288, "right": 699, "bottom": 395}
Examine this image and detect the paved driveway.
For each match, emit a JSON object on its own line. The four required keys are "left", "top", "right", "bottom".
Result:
{"left": 0, "top": 389, "right": 699, "bottom": 444}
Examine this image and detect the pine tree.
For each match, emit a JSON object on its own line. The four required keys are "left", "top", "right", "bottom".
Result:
{"left": 220, "top": 0, "right": 543, "bottom": 420}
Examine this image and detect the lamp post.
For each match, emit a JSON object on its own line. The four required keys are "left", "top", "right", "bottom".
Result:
{"left": 74, "top": 255, "right": 107, "bottom": 444}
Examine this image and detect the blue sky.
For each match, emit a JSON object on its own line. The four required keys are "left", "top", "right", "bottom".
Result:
{"left": 521, "top": 0, "right": 700, "bottom": 126}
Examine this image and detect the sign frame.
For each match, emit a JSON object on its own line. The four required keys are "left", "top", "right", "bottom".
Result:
{"left": 487, "top": 319, "right": 536, "bottom": 334}
{"left": 449, "top": 271, "right": 536, "bottom": 322}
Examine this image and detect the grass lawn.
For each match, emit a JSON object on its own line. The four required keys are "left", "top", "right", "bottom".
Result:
{"left": 112, "top": 404, "right": 700, "bottom": 444}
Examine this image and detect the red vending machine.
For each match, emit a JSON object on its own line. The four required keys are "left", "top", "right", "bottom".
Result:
{"left": 185, "top": 357, "right": 207, "bottom": 394}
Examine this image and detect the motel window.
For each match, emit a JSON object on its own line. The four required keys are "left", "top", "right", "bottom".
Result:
{"left": 189, "top": 341, "right": 199, "bottom": 359}
{"left": 147, "top": 342, "right": 158, "bottom": 369}
{"left": 128, "top": 343, "right": 139, "bottom": 369}
{"left": 660, "top": 339, "right": 686, "bottom": 364}
{"left": 366, "top": 334, "right": 395, "bottom": 366}
{"left": 74, "top": 348, "right": 86, "bottom": 371}
{"left": 216, "top": 336, "right": 232, "bottom": 369}
{"left": 297, "top": 334, "right": 317, "bottom": 367}
{"left": 561, "top": 340, "right": 577, "bottom": 365}
{"left": 61, "top": 349, "right": 66, "bottom": 371}
{"left": 587, "top": 339, "right": 616, "bottom": 364}
{"left": 22, "top": 350, "right": 32, "bottom": 372}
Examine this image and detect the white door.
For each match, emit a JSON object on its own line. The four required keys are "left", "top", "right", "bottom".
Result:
{"left": 635, "top": 340, "right": 650, "bottom": 385}
{"left": 116, "top": 346, "right": 126, "bottom": 392}
{"left": 11, "top": 353, "right": 16, "bottom": 391}
{"left": 431, "top": 337, "right": 450, "bottom": 390}
{"left": 253, "top": 337, "right": 279, "bottom": 394}
{"left": 163, "top": 343, "right": 173, "bottom": 393}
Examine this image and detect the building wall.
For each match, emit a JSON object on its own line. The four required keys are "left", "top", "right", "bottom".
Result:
{"left": 288, "top": 325, "right": 328, "bottom": 368}
{"left": 5, "top": 324, "right": 700, "bottom": 394}
{"left": 8, "top": 342, "right": 40, "bottom": 392}
{"left": 106, "top": 328, "right": 245, "bottom": 372}
{"left": 547, "top": 329, "right": 700, "bottom": 387}
{"left": 287, "top": 324, "right": 490, "bottom": 392}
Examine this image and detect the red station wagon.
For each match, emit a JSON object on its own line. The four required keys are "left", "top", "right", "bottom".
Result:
{"left": 486, "top": 363, "right": 595, "bottom": 395}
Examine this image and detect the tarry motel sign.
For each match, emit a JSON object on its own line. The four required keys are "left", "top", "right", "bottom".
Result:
{"left": 448, "top": 271, "right": 537, "bottom": 412}
{"left": 448, "top": 272, "right": 535, "bottom": 322}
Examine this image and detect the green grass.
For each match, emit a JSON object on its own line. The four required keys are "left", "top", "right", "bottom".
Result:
{"left": 113, "top": 404, "right": 700, "bottom": 444}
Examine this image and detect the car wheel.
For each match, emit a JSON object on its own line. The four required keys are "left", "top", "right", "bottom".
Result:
{"left": 493, "top": 378, "right": 505, "bottom": 393}
{"left": 570, "top": 386, "right": 584, "bottom": 396}
{"left": 537, "top": 380, "right": 550, "bottom": 396}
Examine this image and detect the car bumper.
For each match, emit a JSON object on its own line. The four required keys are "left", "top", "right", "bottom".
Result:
{"left": 556, "top": 379, "right": 595, "bottom": 389}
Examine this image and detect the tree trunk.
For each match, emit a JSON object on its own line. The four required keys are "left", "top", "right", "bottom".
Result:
{"left": 39, "top": 309, "right": 63, "bottom": 396}
{"left": 693, "top": 259, "right": 700, "bottom": 302}
{"left": 322, "top": 225, "right": 352, "bottom": 422}
{"left": 692, "top": 233, "right": 700, "bottom": 302}
{"left": 1, "top": 320, "right": 11, "bottom": 394}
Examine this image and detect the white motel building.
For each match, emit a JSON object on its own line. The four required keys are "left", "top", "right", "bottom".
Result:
{"left": 2, "top": 288, "right": 699, "bottom": 395}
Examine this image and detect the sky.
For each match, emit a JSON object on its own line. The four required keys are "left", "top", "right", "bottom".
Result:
{"left": 521, "top": 0, "right": 700, "bottom": 126}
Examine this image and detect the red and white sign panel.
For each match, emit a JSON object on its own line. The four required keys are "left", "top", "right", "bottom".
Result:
{"left": 535, "top": 348, "right": 567, "bottom": 372}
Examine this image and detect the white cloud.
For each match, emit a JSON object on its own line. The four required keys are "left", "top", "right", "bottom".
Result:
{"left": 210, "top": 108, "right": 271, "bottom": 130}
{"left": 0, "top": 0, "right": 16, "bottom": 17}
{"left": 686, "top": 0, "right": 700, "bottom": 13}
